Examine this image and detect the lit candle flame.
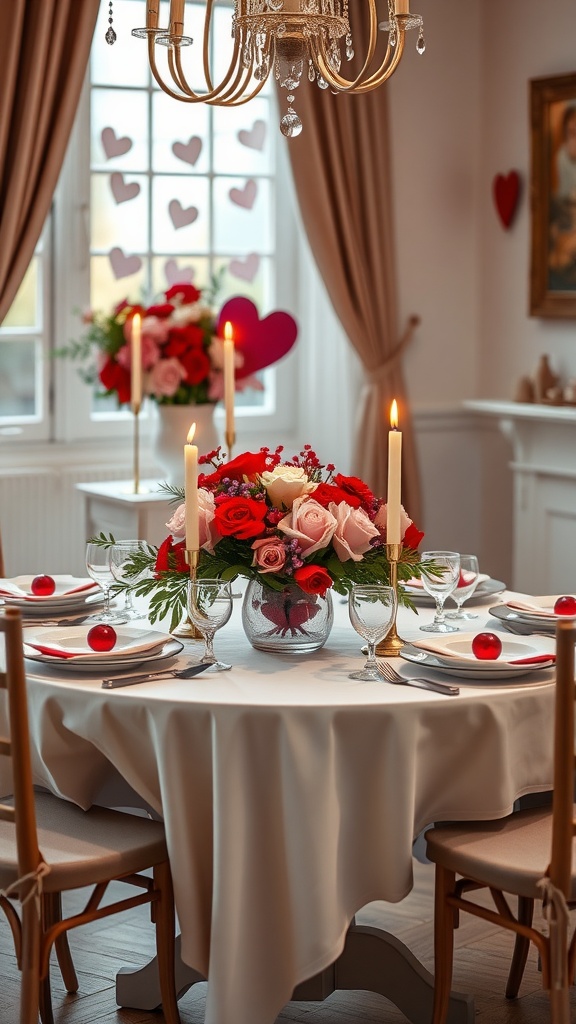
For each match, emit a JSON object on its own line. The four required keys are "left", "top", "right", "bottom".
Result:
{"left": 390, "top": 399, "right": 399, "bottom": 430}
{"left": 187, "top": 422, "right": 196, "bottom": 444}
{"left": 224, "top": 321, "right": 234, "bottom": 342}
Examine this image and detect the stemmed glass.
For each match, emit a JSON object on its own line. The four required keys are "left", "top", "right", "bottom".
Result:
{"left": 419, "top": 551, "right": 461, "bottom": 634}
{"left": 348, "top": 584, "right": 396, "bottom": 681}
{"left": 187, "top": 579, "right": 233, "bottom": 671}
{"left": 445, "top": 553, "right": 480, "bottom": 620}
{"left": 85, "top": 543, "right": 127, "bottom": 624}
{"left": 110, "top": 540, "right": 147, "bottom": 621}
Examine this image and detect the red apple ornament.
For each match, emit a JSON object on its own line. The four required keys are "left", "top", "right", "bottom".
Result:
{"left": 472, "top": 632, "right": 502, "bottom": 660}
{"left": 31, "top": 574, "right": 56, "bottom": 596}
{"left": 87, "top": 624, "right": 117, "bottom": 652}
{"left": 554, "top": 596, "right": 576, "bottom": 616}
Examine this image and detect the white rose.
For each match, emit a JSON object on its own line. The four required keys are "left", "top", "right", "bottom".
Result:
{"left": 260, "top": 465, "right": 317, "bottom": 509}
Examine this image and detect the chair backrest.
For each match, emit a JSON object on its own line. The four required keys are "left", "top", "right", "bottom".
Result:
{"left": 0, "top": 607, "right": 42, "bottom": 890}
{"left": 549, "top": 618, "right": 576, "bottom": 897}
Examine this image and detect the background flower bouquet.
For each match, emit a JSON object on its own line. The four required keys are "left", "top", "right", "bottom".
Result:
{"left": 113, "top": 446, "right": 428, "bottom": 632}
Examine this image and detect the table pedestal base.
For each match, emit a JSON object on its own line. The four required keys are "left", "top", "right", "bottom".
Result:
{"left": 115, "top": 921, "right": 474, "bottom": 1024}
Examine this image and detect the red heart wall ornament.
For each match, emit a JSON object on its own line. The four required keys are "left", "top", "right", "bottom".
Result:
{"left": 493, "top": 171, "right": 521, "bottom": 229}
{"left": 216, "top": 297, "right": 298, "bottom": 379}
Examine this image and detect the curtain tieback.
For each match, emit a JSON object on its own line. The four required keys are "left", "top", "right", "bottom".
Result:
{"left": 537, "top": 874, "right": 571, "bottom": 990}
{"left": 1, "top": 861, "right": 51, "bottom": 917}
{"left": 367, "top": 315, "right": 420, "bottom": 384}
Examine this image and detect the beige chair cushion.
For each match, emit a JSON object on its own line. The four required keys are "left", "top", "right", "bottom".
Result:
{"left": 0, "top": 792, "right": 168, "bottom": 893}
{"left": 426, "top": 805, "right": 576, "bottom": 900}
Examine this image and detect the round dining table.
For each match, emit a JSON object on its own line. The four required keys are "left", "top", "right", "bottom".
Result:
{"left": 3, "top": 589, "right": 557, "bottom": 1024}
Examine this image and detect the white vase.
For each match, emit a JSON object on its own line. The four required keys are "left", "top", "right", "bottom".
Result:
{"left": 151, "top": 403, "right": 220, "bottom": 486}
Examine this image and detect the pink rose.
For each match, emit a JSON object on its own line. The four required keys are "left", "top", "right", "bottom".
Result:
{"left": 278, "top": 496, "right": 337, "bottom": 556}
{"left": 165, "top": 491, "right": 221, "bottom": 553}
{"left": 329, "top": 502, "right": 380, "bottom": 562}
{"left": 117, "top": 334, "right": 160, "bottom": 372}
{"left": 374, "top": 503, "right": 414, "bottom": 542}
{"left": 166, "top": 503, "right": 186, "bottom": 539}
{"left": 251, "top": 537, "right": 287, "bottom": 574}
{"left": 146, "top": 357, "right": 186, "bottom": 398}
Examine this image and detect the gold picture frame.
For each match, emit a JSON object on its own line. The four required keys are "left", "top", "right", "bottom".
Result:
{"left": 530, "top": 71, "right": 576, "bottom": 318}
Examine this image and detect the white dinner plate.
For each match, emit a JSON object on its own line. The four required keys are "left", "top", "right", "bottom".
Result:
{"left": 0, "top": 575, "right": 100, "bottom": 605}
{"left": 23, "top": 625, "right": 172, "bottom": 663}
{"left": 24, "top": 637, "right": 184, "bottom": 673}
{"left": 400, "top": 637, "right": 555, "bottom": 682}
{"left": 403, "top": 577, "right": 506, "bottom": 607}
{"left": 489, "top": 604, "right": 557, "bottom": 632}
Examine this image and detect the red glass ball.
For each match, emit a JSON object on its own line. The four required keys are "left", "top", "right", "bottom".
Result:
{"left": 471, "top": 632, "right": 502, "bottom": 660}
{"left": 31, "top": 574, "right": 56, "bottom": 596}
{"left": 554, "top": 595, "right": 576, "bottom": 616}
{"left": 87, "top": 624, "right": 117, "bottom": 652}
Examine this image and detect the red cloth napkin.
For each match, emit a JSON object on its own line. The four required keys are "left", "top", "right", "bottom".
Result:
{"left": 25, "top": 644, "right": 79, "bottom": 659}
{"left": 509, "top": 654, "right": 556, "bottom": 665}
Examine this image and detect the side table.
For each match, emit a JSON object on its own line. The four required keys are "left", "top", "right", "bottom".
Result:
{"left": 76, "top": 480, "right": 173, "bottom": 547}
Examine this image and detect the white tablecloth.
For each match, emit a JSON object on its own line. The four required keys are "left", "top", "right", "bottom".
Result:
{"left": 3, "top": 594, "right": 556, "bottom": 1024}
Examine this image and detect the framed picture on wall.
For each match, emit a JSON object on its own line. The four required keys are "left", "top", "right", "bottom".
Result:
{"left": 530, "top": 71, "right": 576, "bottom": 318}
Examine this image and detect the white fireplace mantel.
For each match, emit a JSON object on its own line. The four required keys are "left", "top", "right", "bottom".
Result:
{"left": 464, "top": 400, "right": 576, "bottom": 593}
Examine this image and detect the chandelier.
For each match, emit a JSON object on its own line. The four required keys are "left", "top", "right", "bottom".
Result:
{"left": 131, "top": 1, "right": 425, "bottom": 137}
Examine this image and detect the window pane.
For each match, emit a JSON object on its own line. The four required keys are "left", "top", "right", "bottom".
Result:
{"left": 152, "top": 92, "right": 210, "bottom": 175}
{"left": 91, "top": 171, "right": 150, "bottom": 252}
{"left": 0, "top": 340, "right": 37, "bottom": 417}
{"left": 152, "top": 176, "right": 210, "bottom": 253}
{"left": 213, "top": 176, "right": 272, "bottom": 254}
{"left": 91, "top": 88, "right": 150, "bottom": 172}
{"left": 1, "top": 259, "right": 39, "bottom": 329}
{"left": 213, "top": 102, "right": 272, "bottom": 176}
{"left": 91, "top": 0, "right": 150, "bottom": 88}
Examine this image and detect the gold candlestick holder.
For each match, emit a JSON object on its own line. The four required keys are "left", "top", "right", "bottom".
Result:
{"left": 132, "top": 402, "right": 141, "bottom": 494}
{"left": 225, "top": 429, "right": 235, "bottom": 462}
{"left": 171, "top": 548, "right": 203, "bottom": 639}
{"left": 376, "top": 542, "right": 407, "bottom": 657}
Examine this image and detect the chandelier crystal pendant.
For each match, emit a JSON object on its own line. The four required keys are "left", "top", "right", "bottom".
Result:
{"left": 132, "top": 0, "right": 424, "bottom": 137}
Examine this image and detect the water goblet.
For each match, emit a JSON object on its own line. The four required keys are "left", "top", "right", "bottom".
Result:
{"left": 110, "top": 540, "right": 147, "bottom": 620}
{"left": 85, "top": 543, "right": 127, "bottom": 624}
{"left": 445, "top": 553, "right": 480, "bottom": 620}
{"left": 187, "top": 578, "right": 233, "bottom": 671}
{"left": 419, "top": 551, "right": 461, "bottom": 633}
{"left": 348, "top": 584, "right": 396, "bottom": 681}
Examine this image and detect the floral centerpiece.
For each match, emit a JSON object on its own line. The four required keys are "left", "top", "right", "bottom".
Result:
{"left": 116, "top": 445, "right": 427, "bottom": 639}
{"left": 60, "top": 281, "right": 264, "bottom": 406}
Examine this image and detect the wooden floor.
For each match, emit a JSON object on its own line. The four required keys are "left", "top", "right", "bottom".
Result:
{"left": 0, "top": 858, "right": 571, "bottom": 1024}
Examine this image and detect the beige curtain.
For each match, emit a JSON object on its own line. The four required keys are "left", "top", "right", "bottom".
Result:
{"left": 284, "top": 12, "right": 422, "bottom": 524}
{"left": 0, "top": 0, "right": 100, "bottom": 323}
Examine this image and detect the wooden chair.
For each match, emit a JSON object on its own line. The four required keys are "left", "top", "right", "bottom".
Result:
{"left": 0, "top": 606, "right": 181, "bottom": 1024}
{"left": 425, "top": 618, "right": 576, "bottom": 1024}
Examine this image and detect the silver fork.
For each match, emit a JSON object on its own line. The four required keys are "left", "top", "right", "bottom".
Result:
{"left": 376, "top": 660, "right": 460, "bottom": 696}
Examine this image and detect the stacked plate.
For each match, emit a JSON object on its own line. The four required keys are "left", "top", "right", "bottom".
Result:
{"left": 403, "top": 575, "right": 506, "bottom": 607}
{"left": 400, "top": 632, "right": 556, "bottom": 683}
{"left": 489, "top": 594, "right": 575, "bottom": 634}
{"left": 0, "top": 575, "right": 104, "bottom": 617}
{"left": 23, "top": 624, "right": 183, "bottom": 673}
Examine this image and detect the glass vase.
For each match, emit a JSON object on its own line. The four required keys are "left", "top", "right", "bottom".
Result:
{"left": 242, "top": 578, "right": 334, "bottom": 654}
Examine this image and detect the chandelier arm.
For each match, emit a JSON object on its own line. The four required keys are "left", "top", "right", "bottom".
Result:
{"left": 350, "top": 30, "right": 405, "bottom": 93}
{"left": 202, "top": 0, "right": 216, "bottom": 92}
{"left": 310, "top": 0, "right": 379, "bottom": 93}
{"left": 310, "top": 25, "right": 404, "bottom": 94}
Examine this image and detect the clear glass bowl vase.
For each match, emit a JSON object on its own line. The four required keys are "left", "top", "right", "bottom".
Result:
{"left": 242, "top": 578, "right": 334, "bottom": 654}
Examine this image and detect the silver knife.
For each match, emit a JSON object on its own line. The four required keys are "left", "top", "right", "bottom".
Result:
{"left": 102, "top": 663, "right": 211, "bottom": 689}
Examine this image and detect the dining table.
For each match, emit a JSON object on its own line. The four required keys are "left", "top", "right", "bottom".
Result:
{"left": 0, "top": 586, "right": 557, "bottom": 1024}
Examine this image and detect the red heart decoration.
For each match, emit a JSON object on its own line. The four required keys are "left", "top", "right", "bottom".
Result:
{"left": 216, "top": 297, "right": 298, "bottom": 379}
{"left": 493, "top": 171, "right": 520, "bottom": 229}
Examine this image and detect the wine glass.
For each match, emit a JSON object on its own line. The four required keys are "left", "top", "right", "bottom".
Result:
{"left": 419, "top": 551, "right": 461, "bottom": 634}
{"left": 348, "top": 584, "right": 396, "bottom": 681}
{"left": 187, "top": 579, "right": 233, "bottom": 671}
{"left": 445, "top": 553, "right": 480, "bottom": 620}
{"left": 85, "top": 543, "right": 127, "bottom": 624}
{"left": 110, "top": 540, "right": 147, "bottom": 621}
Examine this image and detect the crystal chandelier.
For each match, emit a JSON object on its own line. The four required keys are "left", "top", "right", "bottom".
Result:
{"left": 132, "top": 1, "right": 424, "bottom": 137}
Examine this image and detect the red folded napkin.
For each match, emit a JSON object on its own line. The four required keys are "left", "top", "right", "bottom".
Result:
{"left": 25, "top": 644, "right": 79, "bottom": 659}
{"left": 509, "top": 654, "right": 556, "bottom": 665}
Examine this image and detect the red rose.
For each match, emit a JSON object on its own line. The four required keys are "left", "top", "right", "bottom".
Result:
{"left": 165, "top": 283, "right": 201, "bottom": 304}
{"left": 312, "top": 482, "right": 362, "bottom": 509}
{"left": 164, "top": 325, "right": 205, "bottom": 359}
{"left": 293, "top": 565, "right": 333, "bottom": 596}
{"left": 154, "top": 537, "right": 188, "bottom": 576}
{"left": 333, "top": 474, "right": 374, "bottom": 509}
{"left": 200, "top": 450, "right": 271, "bottom": 487}
{"left": 145, "top": 302, "right": 174, "bottom": 318}
{"left": 404, "top": 522, "right": 424, "bottom": 550}
{"left": 213, "top": 497, "right": 267, "bottom": 539}
{"left": 180, "top": 347, "right": 211, "bottom": 385}
{"left": 99, "top": 357, "right": 131, "bottom": 405}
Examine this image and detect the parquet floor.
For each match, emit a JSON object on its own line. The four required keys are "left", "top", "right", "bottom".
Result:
{"left": 0, "top": 858, "right": 571, "bottom": 1024}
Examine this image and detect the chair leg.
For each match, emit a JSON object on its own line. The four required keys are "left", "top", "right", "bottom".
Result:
{"left": 153, "top": 862, "right": 181, "bottom": 1024}
{"left": 19, "top": 902, "right": 41, "bottom": 1024}
{"left": 505, "top": 896, "right": 534, "bottom": 999}
{"left": 44, "top": 893, "right": 79, "bottom": 993}
{"left": 432, "top": 865, "right": 457, "bottom": 1024}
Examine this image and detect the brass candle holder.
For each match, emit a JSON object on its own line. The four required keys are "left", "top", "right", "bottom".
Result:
{"left": 375, "top": 542, "right": 407, "bottom": 657}
{"left": 225, "top": 429, "right": 235, "bottom": 462}
{"left": 172, "top": 548, "right": 203, "bottom": 639}
{"left": 132, "top": 401, "right": 141, "bottom": 494}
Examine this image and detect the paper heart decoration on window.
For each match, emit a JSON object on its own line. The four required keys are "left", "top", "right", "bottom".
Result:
{"left": 110, "top": 172, "right": 140, "bottom": 204}
{"left": 216, "top": 297, "right": 298, "bottom": 378}
{"left": 493, "top": 170, "right": 521, "bottom": 229}
{"left": 108, "top": 247, "right": 142, "bottom": 280}
{"left": 229, "top": 179, "right": 257, "bottom": 209}
{"left": 238, "top": 120, "right": 266, "bottom": 151}
{"left": 228, "top": 253, "right": 260, "bottom": 282}
{"left": 164, "top": 259, "right": 195, "bottom": 286}
{"left": 169, "top": 199, "right": 199, "bottom": 229}
{"left": 101, "top": 127, "right": 132, "bottom": 159}
{"left": 172, "top": 136, "right": 203, "bottom": 166}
